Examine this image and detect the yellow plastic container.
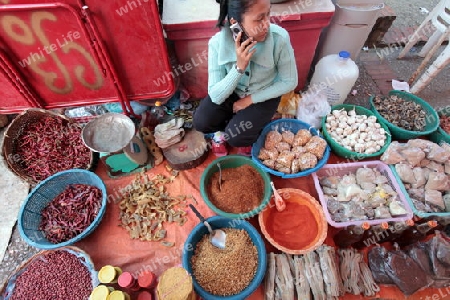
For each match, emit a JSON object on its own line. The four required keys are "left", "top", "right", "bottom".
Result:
{"left": 156, "top": 267, "right": 193, "bottom": 300}
{"left": 89, "top": 285, "right": 114, "bottom": 300}
{"left": 107, "top": 290, "right": 130, "bottom": 300}
{"left": 98, "top": 265, "right": 123, "bottom": 284}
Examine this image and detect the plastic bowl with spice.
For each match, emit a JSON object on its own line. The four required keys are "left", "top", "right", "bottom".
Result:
{"left": 182, "top": 216, "right": 267, "bottom": 300}
{"left": 200, "top": 155, "right": 271, "bottom": 219}
{"left": 259, "top": 188, "right": 328, "bottom": 254}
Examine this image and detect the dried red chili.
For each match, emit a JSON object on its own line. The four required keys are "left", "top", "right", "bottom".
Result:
{"left": 39, "top": 184, "right": 103, "bottom": 243}
{"left": 15, "top": 116, "right": 91, "bottom": 181}
{"left": 440, "top": 115, "right": 450, "bottom": 134}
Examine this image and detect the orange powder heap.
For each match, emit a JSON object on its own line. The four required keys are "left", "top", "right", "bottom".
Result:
{"left": 265, "top": 201, "right": 319, "bottom": 250}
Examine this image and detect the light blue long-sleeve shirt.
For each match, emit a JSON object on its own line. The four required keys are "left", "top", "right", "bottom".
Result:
{"left": 207, "top": 23, "right": 298, "bottom": 105}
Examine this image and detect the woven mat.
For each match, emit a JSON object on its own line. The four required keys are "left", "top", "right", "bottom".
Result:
{"left": 0, "top": 129, "right": 29, "bottom": 263}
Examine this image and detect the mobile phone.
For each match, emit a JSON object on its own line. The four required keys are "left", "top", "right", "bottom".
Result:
{"left": 230, "top": 22, "right": 250, "bottom": 44}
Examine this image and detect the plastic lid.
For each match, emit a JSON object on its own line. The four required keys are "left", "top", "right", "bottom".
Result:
{"left": 137, "top": 290, "right": 153, "bottom": 300}
{"left": 138, "top": 271, "right": 156, "bottom": 288}
{"left": 406, "top": 219, "right": 415, "bottom": 226}
{"left": 90, "top": 285, "right": 111, "bottom": 300}
{"left": 428, "top": 220, "right": 438, "bottom": 227}
{"left": 98, "top": 265, "right": 118, "bottom": 283}
{"left": 118, "top": 272, "right": 135, "bottom": 288}
{"left": 361, "top": 222, "right": 370, "bottom": 230}
{"left": 108, "top": 291, "right": 129, "bottom": 300}
{"left": 339, "top": 51, "right": 350, "bottom": 59}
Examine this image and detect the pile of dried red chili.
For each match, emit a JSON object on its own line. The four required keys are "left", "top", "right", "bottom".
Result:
{"left": 15, "top": 116, "right": 91, "bottom": 182}
{"left": 440, "top": 115, "right": 450, "bottom": 134}
{"left": 39, "top": 184, "right": 103, "bottom": 244}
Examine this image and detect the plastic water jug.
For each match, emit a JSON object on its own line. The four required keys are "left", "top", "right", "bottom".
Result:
{"left": 309, "top": 51, "right": 359, "bottom": 106}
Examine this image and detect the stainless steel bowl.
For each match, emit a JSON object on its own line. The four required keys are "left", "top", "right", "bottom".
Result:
{"left": 81, "top": 113, "right": 136, "bottom": 153}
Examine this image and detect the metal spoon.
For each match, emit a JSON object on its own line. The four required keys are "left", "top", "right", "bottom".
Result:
{"left": 189, "top": 204, "right": 227, "bottom": 249}
{"left": 216, "top": 163, "right": 222, "bottom": 191}
{"left": 270, "top": 181, "right": 286, "bottom": 212}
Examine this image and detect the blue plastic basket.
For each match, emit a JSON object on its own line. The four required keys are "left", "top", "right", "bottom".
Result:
{"left": 18, "top": 169, "right": 107, "bottom": 249}
{"left": 251, "top": 119, "right": 331, "bottom": 178}
{"left": 182, "top": 216, "right": 267, "bottom": 300}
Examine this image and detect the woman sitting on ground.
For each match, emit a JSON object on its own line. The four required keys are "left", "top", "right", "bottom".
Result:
{"left": 193, "top": 0, "right": 298, "bottom": 156}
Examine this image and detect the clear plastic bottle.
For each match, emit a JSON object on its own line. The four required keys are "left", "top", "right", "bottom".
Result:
{"left": 309, "top": 50, "right": 359, "bottom": 106}
{"left": 150, "top": 101, "right": 165, "bottom": 121}
{"left": 333, "top": 224, "right": 367, "bottom": 248}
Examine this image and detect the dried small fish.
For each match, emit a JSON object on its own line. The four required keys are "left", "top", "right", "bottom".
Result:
{"left": 118, "top": 171, "right": 190, "bottom": 244}
{"left": 161, "top": 241, "right": 175, "bottom": 247}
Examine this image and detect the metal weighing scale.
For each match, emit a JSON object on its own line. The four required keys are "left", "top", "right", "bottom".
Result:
{"left": 81, "top": 113, "right": 151, "bottom": 178}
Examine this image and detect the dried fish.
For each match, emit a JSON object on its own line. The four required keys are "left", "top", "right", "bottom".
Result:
{"left": 118, "top": 171, "right": 190, "bottom": 244}
{"left": 161, "top": 241, "right": 175, "bottom": 247}
{"left": 265, "top": 252, "right": 276, "bottom": 300}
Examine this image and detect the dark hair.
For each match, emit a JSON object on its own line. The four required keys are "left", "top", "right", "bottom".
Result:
{"left": 215, "top": 0, "right": 255, "bottom": 28}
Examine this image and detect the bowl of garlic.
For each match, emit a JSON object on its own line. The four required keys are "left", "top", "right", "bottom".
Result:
{"left": 321, "top": 104, "right": 392, "bottom": 159}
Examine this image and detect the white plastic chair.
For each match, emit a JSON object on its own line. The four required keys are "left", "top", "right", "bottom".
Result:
{"left": 397, "top": 0, "right": 450, "bottom": 93}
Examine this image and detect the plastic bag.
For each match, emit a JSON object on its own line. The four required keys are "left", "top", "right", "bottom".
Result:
{"left": 429, "top": 231, "right": 450, "bottom": 280}
{"left": 277, "top": 91, "right": 300, "bottom": 117}
{"left": 384, "top": 248, "right": 433, "bottom": 295}
{"left": 368, "top": 245, "right": 393, "bottom": 285}
{"left": 296, "top": 89, "right": 330, "bottom": 129}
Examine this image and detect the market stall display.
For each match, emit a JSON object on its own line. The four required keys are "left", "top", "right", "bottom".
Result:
{"left": 200, "top": 155, "right": 271, "bottom": 219}
{"left": 312, "top": 160, "right": 413, "bottom": 228}
{"left": 322, "top": 104, "right": 391, "bottom": 159}
{"left": 182, "top": 216, "right": 267, "bottom": 300}
{"left": 381, "top": 139, "right": 450, "bottom": 218}
{"left": 252, "top": 119, "right": 331, "bottom": 178}
{"left": 369, "top": 90, "right": 440, "bottom": 140}
{"left": 2, "top": 108, "right": 95, "bottom": 184}
{"left": 117, "top": 171, "right": 189, "bottom": 245}
{"left": 0, "top": 246, "right": 98, "bottom": 300}
{"left": 259, "top": 188, "right": 327, "bottom": 255}
{"left": 18, "top": 169, "right": 107, "bottom": 249}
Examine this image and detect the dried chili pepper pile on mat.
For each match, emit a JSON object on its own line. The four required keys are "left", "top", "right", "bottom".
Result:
{"left": 16, "top": 116, "right": 91, "bottom": 181}
{"left": 39, "top": 184, "right": 103, "bottom": 244}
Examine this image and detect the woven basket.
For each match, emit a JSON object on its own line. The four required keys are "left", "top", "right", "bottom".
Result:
{"left": 258, "top": 188, "right": 328, "bottom": 255}
{"left": 2, "top": 108, "right": 96, "bottom": 184}
{"left": 0, "top": 246, "right": 98, "bottom": 299}
{"left": 18, "top": 169, "right": 107, "bottom": 249}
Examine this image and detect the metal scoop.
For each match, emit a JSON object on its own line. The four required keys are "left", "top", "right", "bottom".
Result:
{"left": 189, "top": 204, "right": 227, "bottom": 249}
{"left": 270, "top": 181, "right": 286, "bottom": 212}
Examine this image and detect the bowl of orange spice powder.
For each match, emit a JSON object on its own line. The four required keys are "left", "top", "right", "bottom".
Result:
{"left": 259, "top": 188, "right": 328, "bottom": 254}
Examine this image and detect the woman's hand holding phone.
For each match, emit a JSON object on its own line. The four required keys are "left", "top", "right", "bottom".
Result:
{"left": 235, "top": 31, "right": 257, "bottom": 71}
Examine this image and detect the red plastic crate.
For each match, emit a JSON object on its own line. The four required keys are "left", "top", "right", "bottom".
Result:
{"left": 162, "top": 0, "right": 335, "bottom": 99}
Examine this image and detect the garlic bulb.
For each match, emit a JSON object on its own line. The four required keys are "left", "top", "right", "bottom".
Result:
{"left": 325, "top": 108, "right": 387, "bottom": 154}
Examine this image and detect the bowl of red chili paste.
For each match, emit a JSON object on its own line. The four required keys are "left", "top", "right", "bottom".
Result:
{"left": 258, "top": 188, "right": 328, "bottom": 254}
{"left": 200, "top": 155, "right": 271, "bottom": 219}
